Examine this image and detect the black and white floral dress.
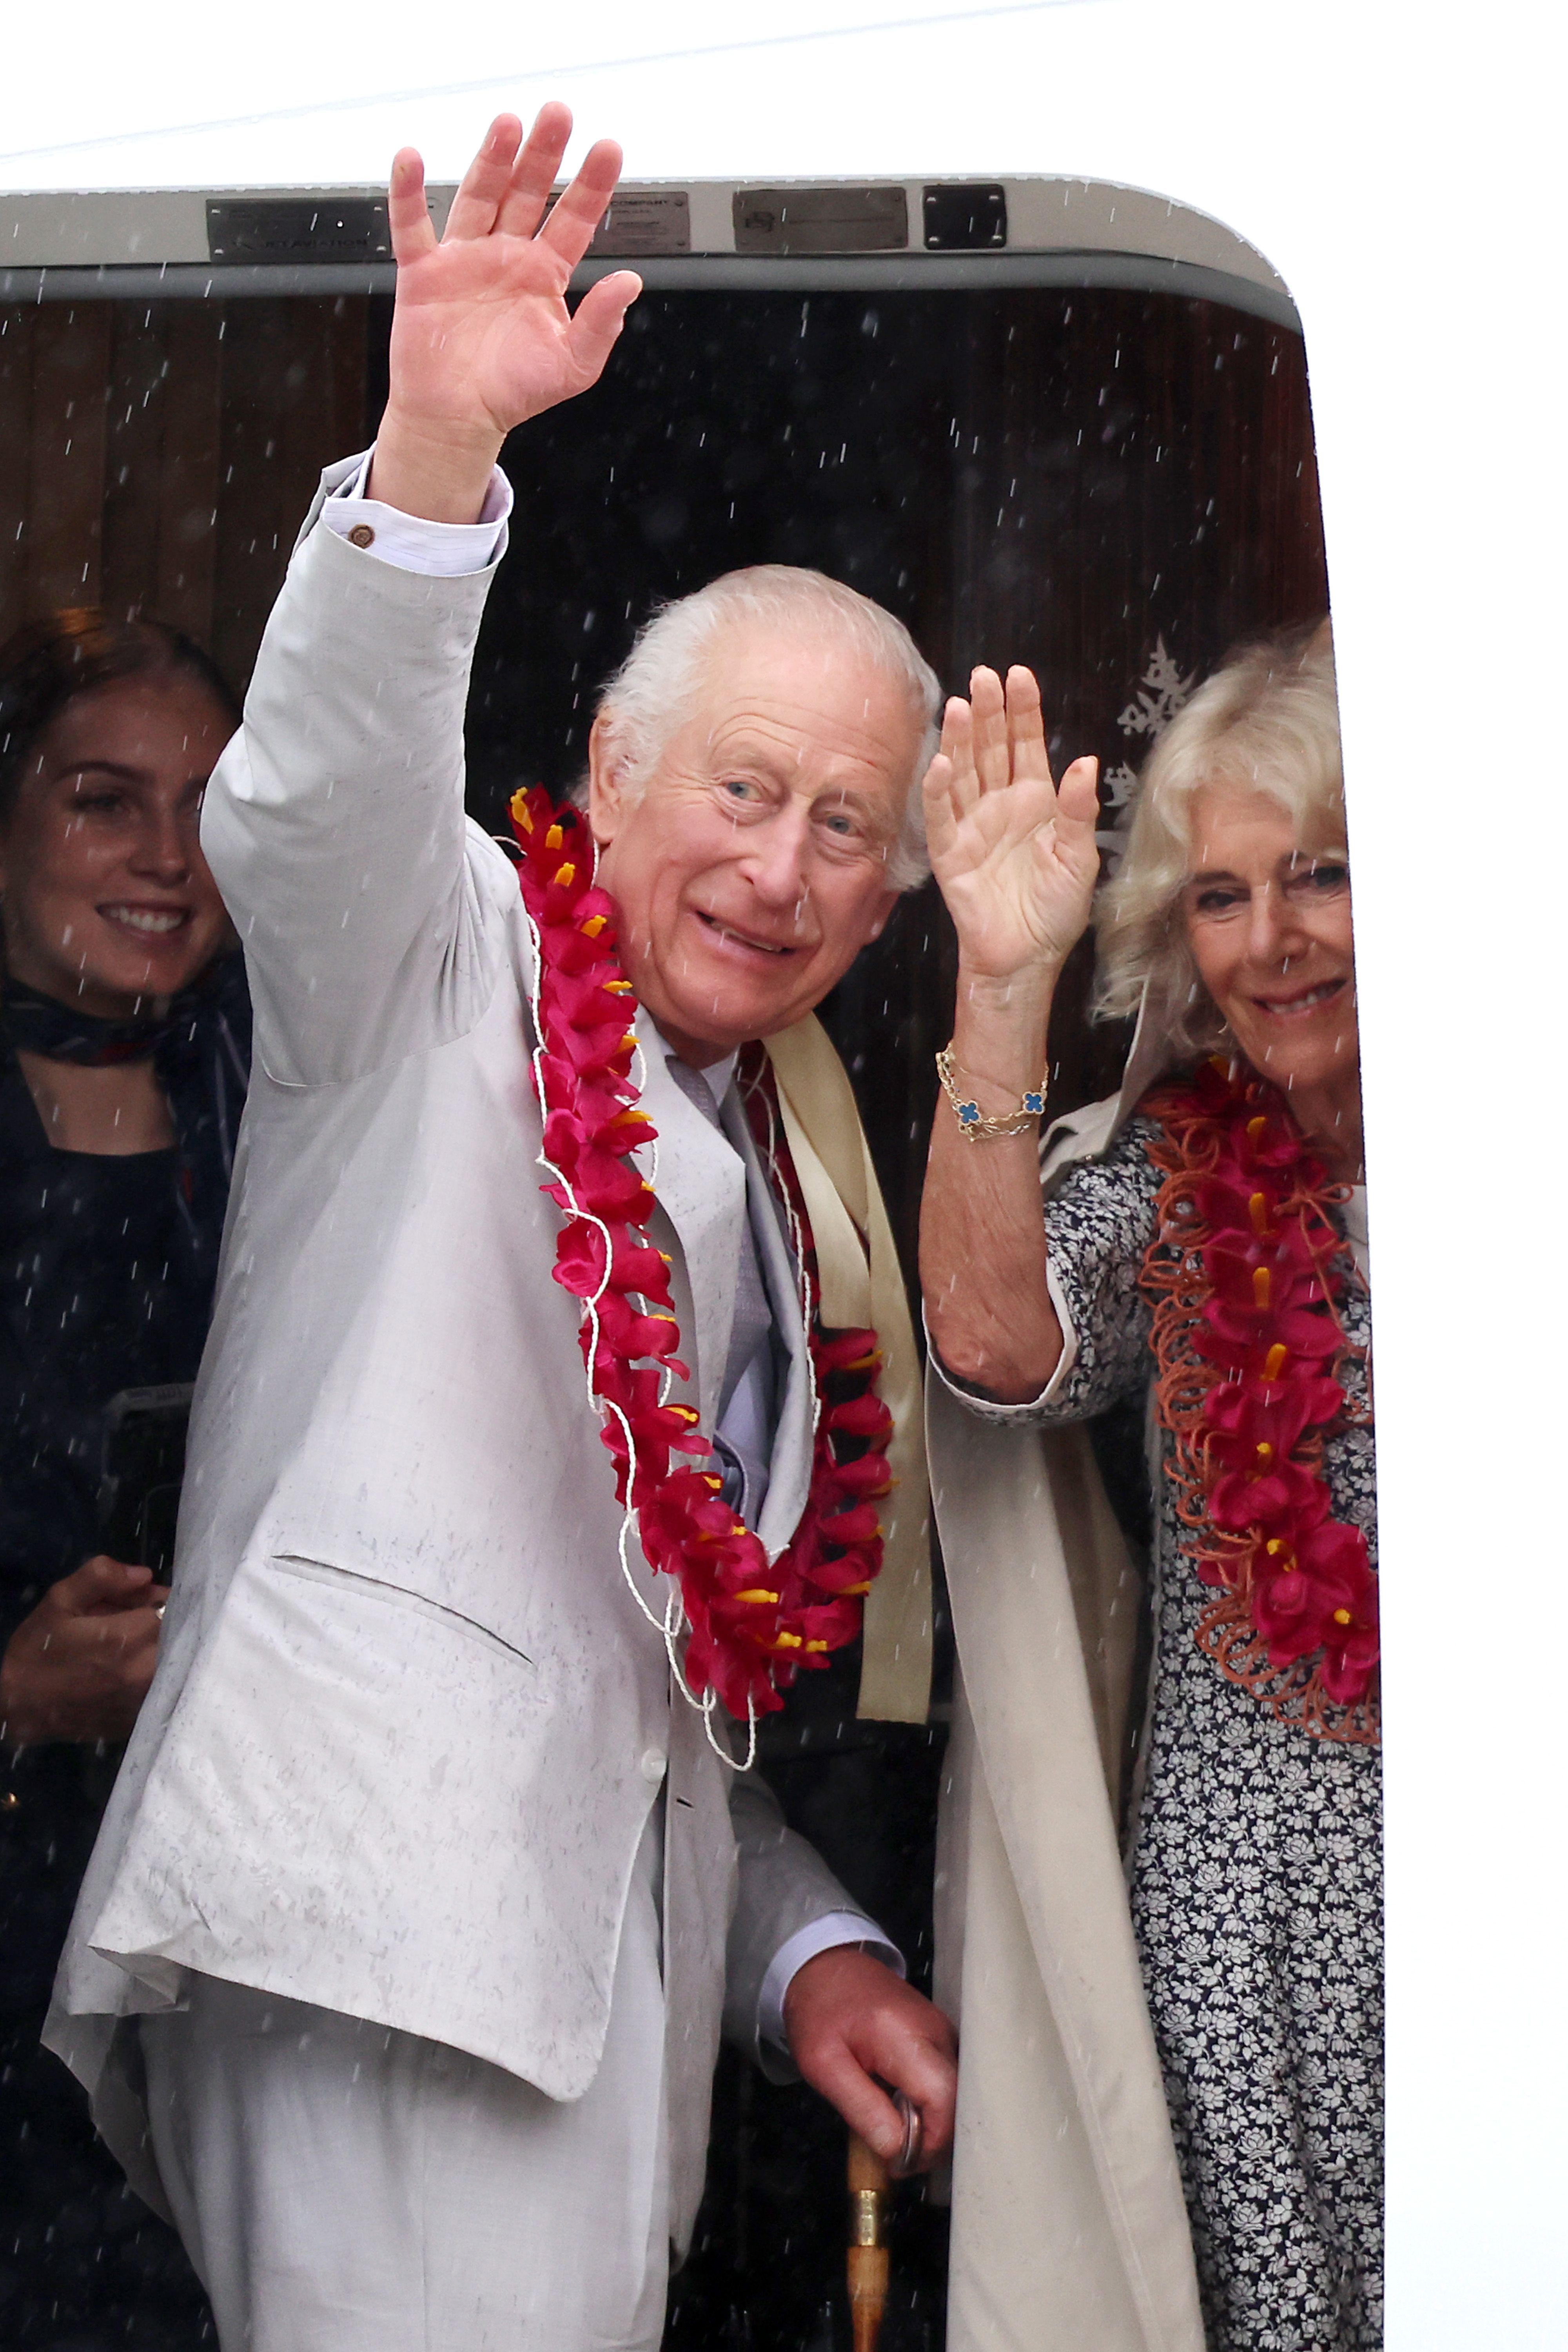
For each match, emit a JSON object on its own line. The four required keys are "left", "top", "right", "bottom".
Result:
{"left": 957, "top": 1110, "right": 1381, "bottom": 2352}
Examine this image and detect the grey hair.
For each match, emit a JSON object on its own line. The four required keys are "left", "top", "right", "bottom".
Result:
{"left": 585, "top": 565, "right": 942, "bottom": 891}
{"left": 1094, "top": 620, "right": 1343, "bottom": 1061}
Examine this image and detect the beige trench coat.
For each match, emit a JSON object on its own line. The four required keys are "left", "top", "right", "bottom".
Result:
{"left": 929, "top": 1080, "right": 1208, "bottom": 2352}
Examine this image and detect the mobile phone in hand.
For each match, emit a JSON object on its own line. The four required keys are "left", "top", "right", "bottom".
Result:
{"left": 98, "top": 1383, "right": 194, "bottom": 1579}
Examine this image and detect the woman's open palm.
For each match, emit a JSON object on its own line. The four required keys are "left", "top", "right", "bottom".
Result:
{"left": 923, "top": 666, "right": 1102, "bottom": 980}
{"left": 385, "top": 106, "right": 641, "bottom": 452}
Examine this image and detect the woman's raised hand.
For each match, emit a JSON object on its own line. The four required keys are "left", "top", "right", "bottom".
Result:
{"left": 371, "top": 105, "right": 642, "bottom": 523}
{"left": 923, "top": 666, "right": 1102, "bottom": 983}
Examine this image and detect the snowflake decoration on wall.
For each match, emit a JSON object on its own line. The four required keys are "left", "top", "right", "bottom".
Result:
{"left": 1105, "top": 640, "right": 1203, "bottom": 861}
{"left": 1118, "top": 637, "right": 1200, "bottom": 742}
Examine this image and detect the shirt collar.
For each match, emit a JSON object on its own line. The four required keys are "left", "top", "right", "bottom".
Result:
{"left": 657, "top": 1030, "right": 739, "bottom": 1107}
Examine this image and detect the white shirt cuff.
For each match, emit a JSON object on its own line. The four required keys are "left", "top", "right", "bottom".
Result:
{"left": 758, "top": 1911, "right": 904, "bottom": 2053}
{"left": 320, "top": 447, "right": 512, "bottom": 575}
{"left": 924, "top": 1263, "right": 1082, "bottom": 1418}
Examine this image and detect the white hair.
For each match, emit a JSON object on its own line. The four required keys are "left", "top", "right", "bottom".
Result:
{"left": 1094, "top": 620, "right": 1343, "bottom": 1060}
{"left": 586, "top": 565, "right": 942, "bottom": 891}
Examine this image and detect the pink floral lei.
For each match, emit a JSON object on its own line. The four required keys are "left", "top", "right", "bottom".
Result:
{"left": 1140, "top": 1055, "right": 1379, "bottom": 1744}
{"left": 509, "top": 788, "right": 894, "bottom": 1728}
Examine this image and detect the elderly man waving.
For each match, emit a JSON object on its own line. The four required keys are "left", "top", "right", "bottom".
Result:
{"left": 47, "top": 107, "right": 954, "bottom": 2352}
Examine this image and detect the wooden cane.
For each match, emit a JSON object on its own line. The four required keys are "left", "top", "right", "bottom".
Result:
{"left": 847, "top": 2132, "right": 891, "bottom": 2352}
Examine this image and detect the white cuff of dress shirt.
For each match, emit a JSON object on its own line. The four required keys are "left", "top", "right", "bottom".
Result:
{"left": 320, "top": 448, "right": 512, "bottom": 575}
{"left": 924, "top": 1257, "right": 1082, "bottom": 1417}
{"left": 759, "top": 1912, "right": 905, "bottom": 2054}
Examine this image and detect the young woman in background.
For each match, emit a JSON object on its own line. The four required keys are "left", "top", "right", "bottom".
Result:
{"left": 0, "top": 611, "right": 247, "bottom": 2348}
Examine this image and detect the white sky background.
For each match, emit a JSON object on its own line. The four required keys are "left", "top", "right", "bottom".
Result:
{"left": 2, "top": 3, "right": 1564, "bottom": 2346}
{"left": 2, "top": 0, "right": 1099, "bottom": 190}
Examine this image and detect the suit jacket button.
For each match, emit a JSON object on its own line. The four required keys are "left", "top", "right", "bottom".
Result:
{"left": 640, "top": 1748, "right": 667, "bottom": 1785}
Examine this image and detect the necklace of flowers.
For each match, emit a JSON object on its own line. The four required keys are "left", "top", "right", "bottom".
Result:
{"left": 509, "top": 787, "right": 894, "bottom": 1757}
{"left": 1138, "top": 1053, "right": 1379, "bottom": 1744}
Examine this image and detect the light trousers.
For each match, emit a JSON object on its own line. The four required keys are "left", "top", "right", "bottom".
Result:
{"left": 139, "top": 1818, "right": 670, "bottom": 2352}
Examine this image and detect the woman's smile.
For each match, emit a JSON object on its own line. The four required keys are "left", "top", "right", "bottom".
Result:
{"left": 97, "top": 901, "right": 195, "bottom": 939}
{"left": 1249, "top": 975, "right": 1350, "bottom": 1020}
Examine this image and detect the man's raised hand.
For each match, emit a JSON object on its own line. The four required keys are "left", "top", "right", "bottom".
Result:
{"left": 370, "top": 105, "right": 642, "bottom": 523}
{"left": 923, "top": 664, "right": 1102, "bottom": 984}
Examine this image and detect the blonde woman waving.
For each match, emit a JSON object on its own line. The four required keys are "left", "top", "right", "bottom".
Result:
{"left": 922, "top": 630, "right": 1379, "bottom": 2352}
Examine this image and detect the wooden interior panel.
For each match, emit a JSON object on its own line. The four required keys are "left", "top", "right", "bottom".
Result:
{"left": 0, "top": 307, "right": 36, "bottom": 645}
{"left": 24, "top": 305, "right": 112, "bottom": 613}
{"left": 154, "top": 304, "right": 225, "bottom": 642}
{"left": 100, "top": 305, "right": 172, "bottom": 622}
{"left": 0, "top": 295, "right": 367, "bottom": 688}
{"left": 210, "top": 302, "right": 289, "bottom": 693}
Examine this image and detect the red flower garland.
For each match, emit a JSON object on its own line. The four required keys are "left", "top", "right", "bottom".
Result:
{"left": 509, "top": 787, "right": 894, "bottom": 1723}
{"left": 1139, "top": 1056, "right": 1379, "bottom": 1743}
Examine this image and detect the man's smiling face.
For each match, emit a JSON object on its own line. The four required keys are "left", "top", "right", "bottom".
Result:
{"left": 588, "top": 619, "right": 918, "bottom": 1063}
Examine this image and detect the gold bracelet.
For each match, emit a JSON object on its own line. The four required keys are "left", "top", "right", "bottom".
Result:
{"left": 935, "top": 1046, "right": 1047, "bottom": 1142}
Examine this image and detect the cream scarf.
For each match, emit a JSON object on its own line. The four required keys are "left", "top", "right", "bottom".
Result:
{"left": 763, "top": 1014, "right": 932, "bottom": 1726}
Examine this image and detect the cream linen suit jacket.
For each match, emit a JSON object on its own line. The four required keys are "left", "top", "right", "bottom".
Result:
{"left": 48, "top": 463, "right": 857, "bottom": 2249}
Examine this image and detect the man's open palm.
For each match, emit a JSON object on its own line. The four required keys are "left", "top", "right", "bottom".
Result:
{"left": 375, "top": 106, "right": 641, "bottom": 519}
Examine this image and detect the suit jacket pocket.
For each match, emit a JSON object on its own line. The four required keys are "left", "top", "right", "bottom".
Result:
{"left": 269, "top": 1552, "right": 535, "bottom": 1672}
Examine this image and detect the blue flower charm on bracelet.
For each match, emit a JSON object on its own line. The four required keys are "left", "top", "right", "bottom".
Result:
{"left": 935, "top": 1047, "right": 1048, "bottom": 1142}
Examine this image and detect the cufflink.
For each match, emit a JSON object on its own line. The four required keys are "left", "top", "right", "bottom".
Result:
{"left": 347, "top": 523, "right": 376, "bottom": 549}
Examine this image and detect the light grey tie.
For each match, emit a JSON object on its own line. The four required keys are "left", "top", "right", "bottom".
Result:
{"left": 664, "top": 1055, "right": 779, "bottom": 1524}
{"left": 663, "top": 1056, "right": 773, "bottom": 1414}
